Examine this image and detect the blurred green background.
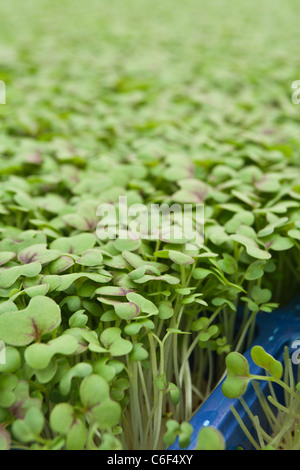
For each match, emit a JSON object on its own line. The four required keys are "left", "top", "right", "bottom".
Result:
{"left": 0, "top": 0, "right": 300, "bottom": 160}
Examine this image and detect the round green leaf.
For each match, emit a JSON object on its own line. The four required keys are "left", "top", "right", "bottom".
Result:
{"left": 196, "top": 426, "right": 225, "bottom": 450}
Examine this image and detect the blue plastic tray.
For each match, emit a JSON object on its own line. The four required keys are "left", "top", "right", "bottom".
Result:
{"left": 169, "top": 294, "right": 300, "bottom": 450}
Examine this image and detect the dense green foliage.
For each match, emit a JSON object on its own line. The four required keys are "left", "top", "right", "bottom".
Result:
{"left": 0, "top": 0, "right": 300, "bottom": 450}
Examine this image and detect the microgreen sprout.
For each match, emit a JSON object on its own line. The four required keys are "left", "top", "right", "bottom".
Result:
{"left": 222, "top": 346, "right": 300, "bottom": 450}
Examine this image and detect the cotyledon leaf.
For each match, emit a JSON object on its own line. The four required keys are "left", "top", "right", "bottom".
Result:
{"left": 50, "top": 233, "right": 96, "bottom": 255}
{"left": 0, "top": 262, "right": 42, "bottom": 288}
{"left": 0, "top": 296, "right": 61, "bottom": 346}
{"left": 0, "top": 251, "right": 16, "bottom": 266}
{"left": 18, "top": 243, "right": 61, "bottom": 264}
{"left": 222, "top": 352, "right": 251, "bottom": 399}
{"left": 230, "top": 234, "right": 271, "bottom": 260}
{"left": 24, "top": 335, "right": 79, "bottom": 370}
{"left": 95, "top": 286, "right": 134, "bottom": 296}
{"left": 133, "top": 274, "right": 180, "bottom": 285}
{"left": 126, "top": 292, "right": 158, "bottom": 315}
{"left": 154, "top": 250, "right": 195, "bottom": 265}
{"left": 55, "top": 272, "right": 111, "bottom": 291}
{"left": 8, "top": 284, "right": 50, "bottom": 302}
{"left": 79, "top": 374, "right": 121, "bottom": 428}
{"left": 100, "top": 328, "right": 133, "bottom": 356}
{"left": 76, "top": 249, "right": 103, "bottom": 266}
{"left": 251, "top": 346, "right": 283, "bottom": 379}
{"left": 59, "top": 363, "right": 93, "bottom": 395}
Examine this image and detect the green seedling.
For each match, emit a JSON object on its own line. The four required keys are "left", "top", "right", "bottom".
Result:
{"left": 222, "top": 346, "right": 283, "bottom": 399}
{"left": 222, "top": 347, "right": 300, "bottom": 450}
